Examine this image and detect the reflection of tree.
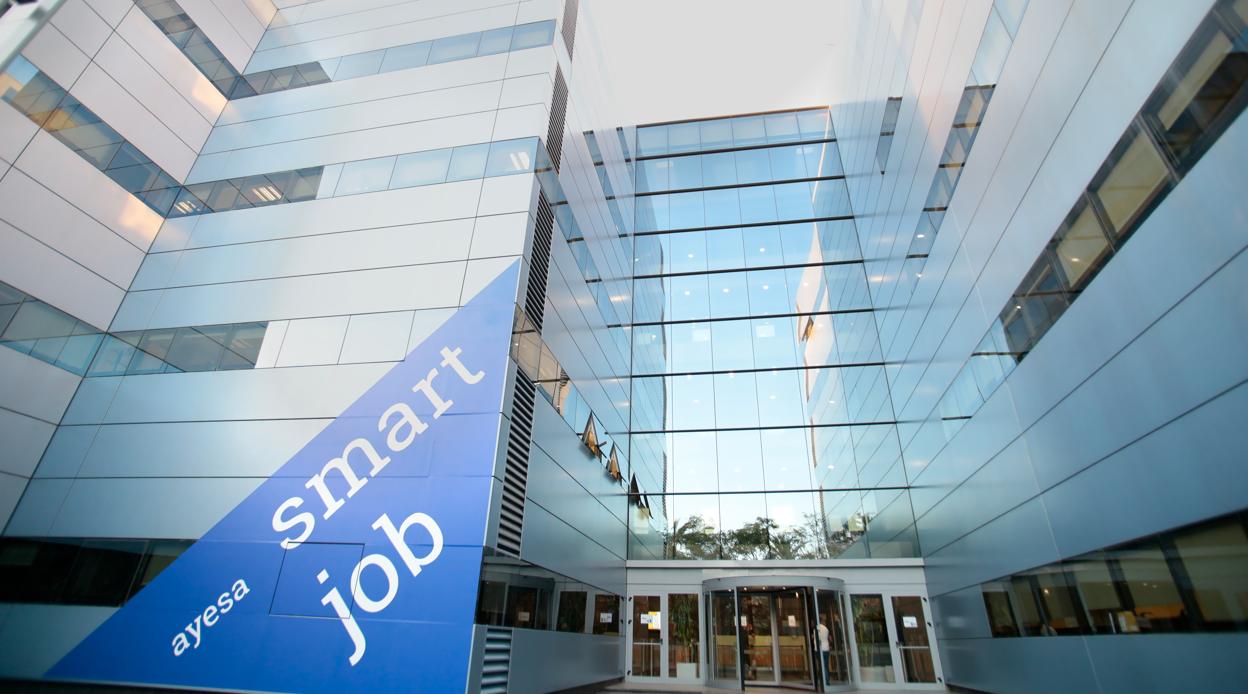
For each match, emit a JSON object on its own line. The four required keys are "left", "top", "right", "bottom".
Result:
{"left": 665, "top": 516, "right": 721, "bottom": 559}
{"left": 665, "top": 511, "right": 870, "bottom": 559}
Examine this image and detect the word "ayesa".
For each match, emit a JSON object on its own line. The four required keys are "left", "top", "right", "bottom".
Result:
{"left": 171, "top": 579, "right": 250, "bottom": 657}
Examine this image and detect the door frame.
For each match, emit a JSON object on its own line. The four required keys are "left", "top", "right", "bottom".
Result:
{"left": 625, "top": 588, "right": 709, "bottom": 685}
{"left": 845, "top": 590, "right": 944, "bottom": 689}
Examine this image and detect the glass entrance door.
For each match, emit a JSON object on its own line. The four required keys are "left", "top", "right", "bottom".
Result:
{"left": 776, "top": 591, "right": 813, "bottom": 686}
{"left": 631, "top": 595, "right": 662, "bottom": 678}
{"left": 891, "top": 596, "right": 937, "bottom": 684}
{"left": 708, "top": 590, "right": 740, "bottom": 689}
{"left": 739, "top": 592, "right": 775, "bottom": 683}
{"left": 814, "top": 589, "right": 851, "bottom": 687}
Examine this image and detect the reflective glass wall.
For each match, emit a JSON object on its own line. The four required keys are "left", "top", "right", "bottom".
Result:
{"left": 626, "top": 109, "right": 919, "bottom": 560}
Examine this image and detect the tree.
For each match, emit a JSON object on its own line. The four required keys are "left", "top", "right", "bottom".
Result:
{"left": 665, "top": 515, "right": 721, "bottom": 559}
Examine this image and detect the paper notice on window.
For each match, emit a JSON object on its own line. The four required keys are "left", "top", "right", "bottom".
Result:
{"left": 740, "top": 615, "right": 749, "bottom": 627}
{"left": 648, "top": 611, "right": 661, "bottom": 630}
{"left": 903, "top": 615, "right": 919, "bottom": 628}
{"left": 787, "top": 615, "right": 797, "bottom": 627}
{"left": 518, "top": 611, "right": 530, "bottom": 622}
{"left": 639, "top": 613, "right": 651, "bottom": 625}
{"left": 600, "top": 612, "right": 613, "bottom": 623}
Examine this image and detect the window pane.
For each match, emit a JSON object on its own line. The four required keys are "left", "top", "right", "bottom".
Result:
{"left": 511, "top": 20, "right": 555, "bottom": 51}
{"left": 732, "top": 116, "right": 767, "bottom": 146}
{"left": 332, "top": 49, "right": 385, "bottom": 79}
{"left": 446, "top": 143, "right": 489, "bottom": 181}
{"left": 61, "top": 540, "right": 146, "bottom": 606}
{"left": 1069, "top": 556, "right": 1127, "bottom": 634}
{"left": 478, "top": 27, "right": 513, "bottom": 56}
{"left": 379, "top": 41, "right": 431, "bottom": 72}
{"left": 1111, "top": 542, "right": 1190, "bottom": 633}
{"left": 334, "top": 155, "right": 396, "bottom": 195}
{"left": 1146, "top": 22, "right": 1247, "bottom": 166}
{"left": 982, "top": 583, "right": 1020, "bottom": 636}
{"left": 1052, "top": 201, "right": 1112, "bottom": 287}
{"left": 851, "top": 595, "right": 896, "bottom": 683}
{"left": 164, "top": 326, "right": 225, "bottom": 372}
{"left": 1089, "top": 127, "right": 1171, "bottom": 236}
{"left": 765, "top": 112, "right": 801, "bottom": 143}
{"left": 430, "top": 32, "right": 482, "bottom": 64}
{"left": 391, "top": 148, "right": 452, "bottom": 188}
{"left": 1171, "top": 519, "right": 1248, "bottom": 629}
{"left": 556, "top": 591, "right": 586, "bottom": 633}
{"left": 485, "top": 138, "right": 537, "bottom": 176}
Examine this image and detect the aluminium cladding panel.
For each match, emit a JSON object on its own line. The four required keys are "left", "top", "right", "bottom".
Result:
{"left": 200, "top": 80, "right": 506, "bottom": 155}
{"left": 247, "top": 0, "right": 524, "bottom": 71}
{"left": 113, "top": 8, "right": 227, "bottom": 124}
{"left": 888, "top": 0, "right": 1216, "bottom": 420}
{"left": 179, "top": 0, "right": 265, "bottom": 72}
{"left": 501, "top": 628, "right": 622, "bottom": 694}
{"left": 189, "top": 109, "right": 498, "bottom": 183}
{"left": 130, "top": 217, "right": 477, "bottom": 291}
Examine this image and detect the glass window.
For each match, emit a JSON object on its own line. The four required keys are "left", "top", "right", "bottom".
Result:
{"left": 668, "top": 154, "right": 702, "bottom": 189}
{"left": 478, "top": 27, "right": 513, "bottom": 56}
{"left": 1171, "top": 519, "right": 1248, "bottom": 629}
{"left": 769, "top": 145, "right": 809, "bottom": 181}
{"left": 334, "top": 156, "right": 396, "bottom": 196}
{"left": 61, "top": 540, "right": 146, "bottom": 606}
{"left": 1051, "top": 200, "right": 1112, "bottom": 288}
{"left": 1030, "top": 568, "right": 1090, "bottom": 635}
{"left": 129, "top": 540, "right": 191, "bottom": 598}
{"left": 511, "top": 20, "right": 555, "bottom": 51}
{"left": 797, "top": 109, "right": 832, "bottom": 140}
{"left": 1144, "top": 19, "right": 1248, "bottom": 167}
{"left": 668, "top": 494, "right": 721, "bottom": 558}
{"left": 699, "top": 119, "right": 734, "bottom": 150}
{"left": 637, "top": 159, "right": 668, "bottom": 193}
{"left": 732, "top": 117, "right": 767, "bottom": 146}
{"left": 592, "top": 594, "right": 621, "bottom": 635}
{"left": 379, "top": 41, "right": 432, "bottom": 72}
{"left": 332, "top": 49, "right": 385, "bottom": 80}
{"left": 667, "top": 122, "right": 700, "bottom": 153}
{"left": 716, "top": 430, "right": 764, "bottom": 493}
{"left": 739, "top": 185, "right": 777, "bottom": 224}
{"left": 128, "top": 328, "right": 177, "bottom": 374}
{"left": 391, "top": 148, "right": 452, "bottom": 188}
{"left": 1110, "top": 542, "right": 1191, "bottom": 633}
{"left": 446, "top": 143, "right": 490, "bottom": 182}
{"left": 719, "top": 493, "right": 770, "bottom": 559}
{"left": 765, "top": 112, "right": 802, "bottom": 143}
{"left": 1069, "top": 556, "right": 1127, "bottom": 634}
{"left": 734, "top": 149, "right": 772, "bottom": 183}
{"left": 163, "top": 326, "right": 225, "bottom": 371}
{"left": 1088, "top": 125, "right": 1172, "bottom": 236}
{"left": 429, "top": 32, "right": 481, "bottom": 64}
{"left": 703, "top": 189, "right": 741, "bottom": 227}
{"left": 982, "top": 583, "right": 1020, "bottom": 636}
{"left": 0, "top": 538, "right": 80, "bottom": 603}
{"left": 485, "top": 138, "right": 537, "bottom": 176}
{"left": 556, "top": 590, "right": 586, "bottom": 632}
{"left": 637, "top": 126, "right": 667, "bottom": 156}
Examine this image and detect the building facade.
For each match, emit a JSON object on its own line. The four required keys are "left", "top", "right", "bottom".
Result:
{"left": 0, "top": 0, "right": 1244, "bottom": 692}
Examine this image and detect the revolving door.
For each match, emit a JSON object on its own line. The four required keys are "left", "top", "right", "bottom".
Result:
{"left": 704, "top": 577, "right": 851, "bottom": 691}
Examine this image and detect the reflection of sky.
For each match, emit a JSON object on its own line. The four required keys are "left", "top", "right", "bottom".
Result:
{"left": 628, "top": 111, "right": 903, "bottom": 537}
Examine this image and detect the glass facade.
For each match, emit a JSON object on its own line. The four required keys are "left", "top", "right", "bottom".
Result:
{"left": 625, "top": 109, "right": 919, "bottom": 561}
{"left": 981, "top": 510, "right": 1248, "bottom": 637}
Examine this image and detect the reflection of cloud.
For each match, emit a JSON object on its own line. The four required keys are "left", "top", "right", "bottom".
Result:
{"left": 772, "top": 504, "right": 796, "bottom": 528}
{"left": 700, "top": 508, "right": 717, "bottom": 525}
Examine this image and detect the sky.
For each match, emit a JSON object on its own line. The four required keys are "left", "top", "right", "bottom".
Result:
{"left": 581, "top": 0, "right": 842, "bottom": 126}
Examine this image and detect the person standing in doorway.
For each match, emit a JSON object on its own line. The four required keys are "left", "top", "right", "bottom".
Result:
{"left": 817, "top": 616, "right": 831, "bottom": 685}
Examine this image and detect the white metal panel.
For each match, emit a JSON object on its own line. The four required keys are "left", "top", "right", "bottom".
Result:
{"left": 0, "top": 219, "right": 124, "bottom": 330}
{"left": 114, "top": 9, "right": 227, "bottom": 123}
{"left": 17, "top": 133, "right": 163, "bottom": 252}
{"left": 179, "top": 0, "right": 253, "bottom": 71}
{"left": 48, "top": 0, "right": 111, "bottom": 56}
{"left": 0, "top": 169, "right": 144, "bottom": 288}
{"left": 69, "top": 63, "right": 197, "bottom": 180}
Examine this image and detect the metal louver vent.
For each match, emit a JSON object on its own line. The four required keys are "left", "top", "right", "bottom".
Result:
{"left": 561, "top": 0, "right": 579, "bottom": 57}
{"left": 523, "top": 192, "right": 555, "bottom": 332}
{"left": 545, "top": 66, "right": 568, "bottom": 172}
{"left": 480, "top": 628, "right": 512, "bottom": 694}
{"left": 497, "top": 372, "right": 536, "bottom": 556}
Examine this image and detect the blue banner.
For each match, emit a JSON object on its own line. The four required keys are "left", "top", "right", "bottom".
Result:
{"left": 47, "top": 261, "right": 521, "bottom": 692}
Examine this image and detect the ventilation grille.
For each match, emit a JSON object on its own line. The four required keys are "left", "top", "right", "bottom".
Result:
{"left": 497, "top": 372, "right": 536, "bottom": 556}
{"left": 523, "top": 192, "right": 555, "bottom": 332}
{"left": 481, "top": 627, "right": 512, "bottom": 694}
{"left": 561, "top": 0, "right": 579, "bottom": 57}
{"left": 545, "top": 66, "right": 568, "bottom": 173}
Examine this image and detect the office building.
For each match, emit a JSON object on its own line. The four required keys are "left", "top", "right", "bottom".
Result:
{"left": 0, "top": 0, "right": 1244, "bottom": 692}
